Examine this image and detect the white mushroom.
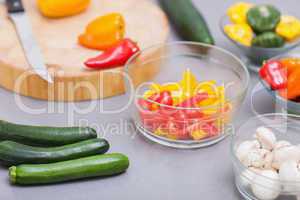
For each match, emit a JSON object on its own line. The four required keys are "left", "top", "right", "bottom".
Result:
{"left": 279, "top": 161, "right": 300, "bottom": 192}
{"left": 251, "top": 170, "right": 281, "bottom": 200}
{"left": 263, "top": 151, "right": 274, "bottom": 170}
{"left": 255, "top": 127, "right": 277, "bottom": 151}
{"left": 240, "top": 167, "right": 262, "bottom": 187}
{"left": 242, "top": 149, "right": 270, "bottom": 168}
{"left": 236, "top": 140, "right": 261, "bottom": 162}
{"left": 274, "top": 140, "right": 291, "bottom": 150}
{"left": 272, "top": 146, "right": 300, "bottom": 170}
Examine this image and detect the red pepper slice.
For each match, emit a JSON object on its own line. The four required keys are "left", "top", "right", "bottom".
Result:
{"left": 159, "top": 91, "right": 173, "bottom": 106}
{"left": 138, "top": 91, "right": 173, "bottom": 130}
{"left": 84, "top": 38, "right": 140, "bottom": 69}
{"left": 176, "top": 92, "right": 209, "bottom": 107}
{"left": 259, "top": 61, "right": 287, "bottom": 90}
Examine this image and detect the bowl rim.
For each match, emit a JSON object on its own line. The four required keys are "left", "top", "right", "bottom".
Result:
{"left": 219, "top": 15, "right": 300, "bottom": 51}
{"left": 231, "top": 113, "right": 300, "bottom": 184}
{"left": 124, "top": 41, "right": 250, "bottom": 110}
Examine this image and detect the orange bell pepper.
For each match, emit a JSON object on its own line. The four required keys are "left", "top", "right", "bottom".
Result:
{"left": 279, "top": 58, "right": 300, "bottom": 76}
{"left": 78, "top": 13, "right": 125, "bottom": 51}
{"left": 283, "top": 68, "right": 300, "bottom": 100}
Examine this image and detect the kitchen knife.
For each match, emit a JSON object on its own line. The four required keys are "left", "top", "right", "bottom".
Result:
{"left": 6, "top": 0, "right": 53, "bottom": 83}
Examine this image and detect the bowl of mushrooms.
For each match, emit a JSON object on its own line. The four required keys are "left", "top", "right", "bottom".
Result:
{"left": 232, "top": 113, "right": 300, "bottom": 200}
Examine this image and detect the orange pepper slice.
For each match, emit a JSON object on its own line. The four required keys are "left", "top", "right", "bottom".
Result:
{"left": 279, "top": 58, "right": 300, "bottom": 76}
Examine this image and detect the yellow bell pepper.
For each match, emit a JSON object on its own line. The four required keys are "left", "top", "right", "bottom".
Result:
{"left": 37, "top": 0, "right": 90, "bottom": 18}
{"left": 224, "top": 24, "right": 253, "bottom": 46}
{"left": 227, "top": 2, "right": 253, "bottom": 24}
{"left": 78, "top": 13, "right": 125, "bottom": 51}
{"left": 276, "top": 15, "right": 300, "bottom": 42}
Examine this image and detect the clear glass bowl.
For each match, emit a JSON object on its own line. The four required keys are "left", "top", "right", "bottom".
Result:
{"left": 231, "top": 113, "right": 300, "bottom": 200}
{"left": 259, "top": 52, "right": 300, "bottom": 115}
{"left": 125, "top": 42, "right": 250, "bottom": 149}
{"left": 220, "top": 16, "right": 300, "bottom": 72}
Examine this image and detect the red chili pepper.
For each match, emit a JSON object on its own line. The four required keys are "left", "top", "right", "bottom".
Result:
{"left": 84, "top": 38, "right": 140, "bottom": 69}
{"left": 259, "top": 61, "right": 287, "bottom": 90}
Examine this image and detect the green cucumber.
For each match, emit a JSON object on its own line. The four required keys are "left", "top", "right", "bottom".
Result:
{"left": 0, "top": 120, "right": 97, "bottom": 146}
{"left": 0, "top": 138, "right": 109, "bottom": 166}
{"left": 159, "top": 0, "right": 214, "bottom": 44}
{"left": 9, "top": 153, "right": 129, "bottom": 185}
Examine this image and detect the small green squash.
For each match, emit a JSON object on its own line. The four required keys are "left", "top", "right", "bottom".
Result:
{"left": 252, "top": 32, "right": 285, "bottom": 48}
{"left": 247, "top": 5, "right": 281, "bottom": 33}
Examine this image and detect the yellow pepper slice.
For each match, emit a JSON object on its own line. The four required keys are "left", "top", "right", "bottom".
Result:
{"left": 179, "top": 69, "right": 198, "bottom": 99}
{"left": 276, "top": 15, "right": 300, "bottom": 42}
{"left": 196, "top": 80, "right": 218, "bottom": 106}
{"left": 154, "top": 127, "right": 168, "bottom": 137}
{"left": 78, "top": 13, "right": 125, "bottom": 51}
{"left": 227, "top": 2, "right": 253, "bottom": 24}
{"left": 190, "top": 130, "right": 209, "bottom": 140}
{"left": 37, "top": 0, "right": 90, "bottom": 18}
{"left": 224, "top": 24, "right": 253, "bottom": 46}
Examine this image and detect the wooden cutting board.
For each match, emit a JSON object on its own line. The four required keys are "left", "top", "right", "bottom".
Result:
{"left": 0, "top": 0, "right": 169, "bottom": 101}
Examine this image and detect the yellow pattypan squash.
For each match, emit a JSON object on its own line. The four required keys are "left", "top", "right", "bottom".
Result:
{"left": 224, "top": 24, "right": 253, "bottom": 46}
{"left": 276, "top": 15, "right": 300, "bottom": 42}
{"left": 227, "top": 2, "right": 253, "bottom": 24}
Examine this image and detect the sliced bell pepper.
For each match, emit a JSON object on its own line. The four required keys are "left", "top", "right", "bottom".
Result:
{"left": 187, "top": 122, "right": 219, "bottom": 140}
{"left": 176, "top": 92, "right": 208, "bottom": 107}
{"left": 259, "top": 61, "right": 287, "bottom": 90}
{"left": 279, "top": 58, "right": 300, "bottom": 76}
{"left": 179, "top": 69, "right": 199, "bottom": 99}
{"left": 282, "top": 68, "right": 300, "bottom": 100}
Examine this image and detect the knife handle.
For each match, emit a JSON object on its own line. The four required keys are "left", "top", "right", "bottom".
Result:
{"left": 6, "top": 0, "right": 24, "bottom": 13}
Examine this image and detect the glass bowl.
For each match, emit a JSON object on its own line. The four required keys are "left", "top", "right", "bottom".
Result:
{"left": 220, "top": 16, "right": 300, "bottom": 72}
{"left": 125, "top": 42, "right": 250, "bottom": 149}
{"left": 231, "top": 113, "right": 300, "bottom": 200}
{"left": 259, "top": 52, "right": 300, "bottom": 115}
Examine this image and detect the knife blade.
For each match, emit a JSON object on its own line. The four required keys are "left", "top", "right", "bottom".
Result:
{"left": 6, "top": 0, "right": 53, "bottom": 83}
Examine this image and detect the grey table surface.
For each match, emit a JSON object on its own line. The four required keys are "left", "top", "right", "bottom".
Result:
{"left": 0, "top": 0, "right": 299, "bottom": 199}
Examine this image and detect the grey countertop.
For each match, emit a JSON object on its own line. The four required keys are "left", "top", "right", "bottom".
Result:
{"left": 0, "top": 0, "right": 298, "bottom": 199}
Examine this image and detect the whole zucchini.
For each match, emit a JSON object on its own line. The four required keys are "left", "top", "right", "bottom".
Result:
{"left": 0, "top": 120, "right": 97, "bottom": 146}
{"left": 252, "top": 32, "right": 285, "bottom": 48}
{"left": 159, "top": 0, "right": 214, "bottom": 44}
{"left": 9, "top": 153, "right": 129, "bottom": 185}
{"left": 0, "top": 138, "right": 109, "bottom": 166}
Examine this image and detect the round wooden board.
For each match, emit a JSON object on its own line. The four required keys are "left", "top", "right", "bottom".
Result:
{"left": 0, "top": 0, "right": 169, "bottom": 101}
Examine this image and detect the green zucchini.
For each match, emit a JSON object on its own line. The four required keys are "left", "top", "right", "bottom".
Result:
{"left": 0, "top": 120, "right": 97, "bottom": 146}
{"left": 252, "top": 32, "right": 285, "bottom": 48}
{"left": 159, "top": 0, "right": 214, "bottom": 44}
{"left": 9, "top": 153, "right": 129, "bottom": 185}
{"left": 0, "top": 138, "right": 109, "bottom": 166}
